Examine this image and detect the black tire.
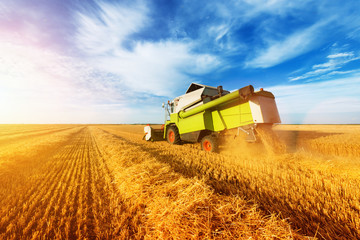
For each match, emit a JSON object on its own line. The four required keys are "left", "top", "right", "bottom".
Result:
{"left": 201, "top": 135, "right": 218, "bottom": 153}
{"left": 166, "top": 126, "right": 181, "bottom": 145}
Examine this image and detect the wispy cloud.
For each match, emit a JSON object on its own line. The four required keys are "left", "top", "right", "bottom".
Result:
{"left": 75, "top": 0, "right": 221, "bottom": 97}
{"left": 0, "top": 39, "right": 131, "bottom": 123}
{"left": 327, "top": 52, "right": 354, "bottom": 58}
{"left": 228, "top": 1, "right": 360, "bottom": 69}
{"left": 206, "top": 24, "right": 241, "bottom": 53}
{"left": 245, "top": 21, "right": 329, "bottom": 68}
{"left": 268, "top": 75, "right": 360, "bottom": 123}
{"left": 90, "top": 41, "right": 220, "bottom": 96}
{"left": 170, "top": 0, "right": 318, "bottom": 57}
{"left": 75, "top": 1, "right": 148, "bottom": 55}
{"left": 289, "top": 51, "right": 360, "bottom": 82}
{"left": 327, "top": 70, "right": 358, "bottom": 76}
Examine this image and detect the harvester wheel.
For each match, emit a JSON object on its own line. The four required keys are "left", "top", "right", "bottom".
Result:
{"left": 201, "top": 135, "right": 218, "bottom": 153}
{"left": 166, "top": 126, "right": 181, "bottom": 145}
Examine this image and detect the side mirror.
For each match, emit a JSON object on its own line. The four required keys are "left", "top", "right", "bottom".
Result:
{"left": 162, "top": 102, "right": 165, "bottom": 108}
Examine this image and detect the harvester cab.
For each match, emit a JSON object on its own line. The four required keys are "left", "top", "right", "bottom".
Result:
{"left": 144, "top": 83, "right": 281, "bottom": 152}
{"left": 164, "top": 83, "right": 229, "bottom": 120}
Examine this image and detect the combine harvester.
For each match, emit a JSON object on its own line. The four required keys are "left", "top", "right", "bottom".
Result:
{"left": 144, "top": 83, "right": 281, "bottom": 152}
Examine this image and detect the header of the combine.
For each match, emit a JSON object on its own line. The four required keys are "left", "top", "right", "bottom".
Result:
{"left": 144, "top": 83, "right": 281, "bottom": 152}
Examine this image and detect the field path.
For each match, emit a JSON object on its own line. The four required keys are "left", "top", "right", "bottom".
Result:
{"left": 0, "top": 127, "right": 125, "bottom": 239}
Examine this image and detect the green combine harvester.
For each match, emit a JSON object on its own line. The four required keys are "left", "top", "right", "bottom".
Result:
{"left": 144, "top": 83, "right": 281, "bottom": 152}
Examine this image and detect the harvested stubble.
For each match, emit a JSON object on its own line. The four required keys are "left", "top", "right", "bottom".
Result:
{"left": 92, "top": 126, "right": 302, "bottom": 239}
{"left": 1, "top": 124, "right": 358, "bottom": 239}
{"left": 0, "top": 125, "right": 303, "bottom": 239}
{"left": 98, "top": 124, "right": 360, "bottom": 240}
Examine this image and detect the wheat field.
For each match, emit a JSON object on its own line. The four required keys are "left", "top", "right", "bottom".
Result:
{"left": 0, "top": 124, "right": 359, "bottom": 239}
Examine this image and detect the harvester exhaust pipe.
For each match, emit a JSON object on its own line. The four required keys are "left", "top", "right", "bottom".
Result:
{"left": 217, "top": 85, "right": 223, "bottom": 97}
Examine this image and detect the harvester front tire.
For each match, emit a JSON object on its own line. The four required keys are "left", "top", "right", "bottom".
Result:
{"left": 166, "top": 126, "right": 181, "bottom": 145}
{"left": 201, "top": 135, "right": 218, "bottom": 153}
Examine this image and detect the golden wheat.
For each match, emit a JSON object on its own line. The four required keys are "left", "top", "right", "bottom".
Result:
{"left": 0, "top": 124, "right": 304, "bottom": 239}
{"left": 1, "top": 124, "right": 359, "bottom": 239}
{"left": 98, "top": 124, "right": 360, "bottom": 239}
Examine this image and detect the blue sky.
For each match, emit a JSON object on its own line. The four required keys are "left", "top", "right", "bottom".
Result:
{"left": 1, "top": 0, "right": 360, "bottom": 124}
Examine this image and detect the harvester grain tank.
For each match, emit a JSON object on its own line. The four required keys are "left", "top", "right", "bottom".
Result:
{"left": 144, "top": 83, "right": 281, "bottom": 152}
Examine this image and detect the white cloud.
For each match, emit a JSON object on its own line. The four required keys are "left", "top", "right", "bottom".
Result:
{"left": 0, "top": 40, "right": 132, "bottom": 123}
{"left": 0, "top": 0, "right": 223, "bottom": 124}
{"left": 0, "top": 42, "right": 71, "bottom": 122}
{"left": 312, "top": 61, "right": 336, "bottom": 69}
{"left": 327, "top": 70, "right": 358, "bottom": 76}
{"left": 208, "top": 24, "right": 231, "bottom": 42}
{"left": 288, "top": 65, "right": 339, "bottom": 82}
{"left": 205, "top": 23, "right": 246, "bottom": 54}
{"left": 348, "top": 27, "right": 360, "bottom": 40}
{"left": 267, "top": 76, "right": 360, "bottom": 123}
{"left": 162, "top": 1, "right": 360, "bottom": 70}
{"left": 75, "top": 1, "right": 221, "bottom": 97}
{"left": 92, "top": 41, "right": 220, "bottom": 96}
{"left": 289, "top": 51, "right": 360, "bottom": 82}
{"left": 76, "top": 0, "right": 148, "bottom": 55}
{"left": 327, "top": 52, "right": 354, "bottom": 58}
{"left": 242, "top": 0, "right": 312, "bottom": 17}
{"left": 245, "top": 21, "right": 326, "bottom": 68}
{"left": 229, "top": 1, "right": 360, "bottom": 69}
{"left": 175, "top": 0, "right": 317, "bottom": 57}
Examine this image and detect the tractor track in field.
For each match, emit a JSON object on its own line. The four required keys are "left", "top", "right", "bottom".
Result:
{"left": 0, "top": 127, "right": 84, "bottom": 197}
{"left": 0, "top": 126, "right": 69, "bottom": 138}
{"left": 0, "top": 126, "right": 76, "bottom": 147}
{"left": 0, "top": 127, "right": 122, "bottom": 239}
{"left": 0, "top": 127, "right": 84, "bottom": 238}
{"left": 96, "top": 128, "right": 204, "bottom": 178}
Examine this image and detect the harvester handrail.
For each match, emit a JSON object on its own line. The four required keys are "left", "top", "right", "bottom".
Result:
{"left": 178, "top": 85, "right": 254, "bottom": 119}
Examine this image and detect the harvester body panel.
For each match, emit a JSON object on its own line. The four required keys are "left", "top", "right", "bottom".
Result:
{"left": 177, "top": 112, "right": 206, "bottom": 134}
{"left": 249, "top": 95, "right": 281, "bottom": 124}
{"left": 215, "top": 99, "right": 254, "bottom": 130}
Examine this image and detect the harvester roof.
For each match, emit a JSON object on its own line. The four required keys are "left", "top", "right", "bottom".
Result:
{"left": 170, "top": 83, "right": 229, "bottom": 114}
{"left": 185, "top": 83, "right": 218, "bottom": 94}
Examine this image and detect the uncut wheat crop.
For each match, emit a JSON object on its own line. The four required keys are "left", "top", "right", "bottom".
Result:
{"left": 0, "top": 124, "right": 359, "bottom": 239}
